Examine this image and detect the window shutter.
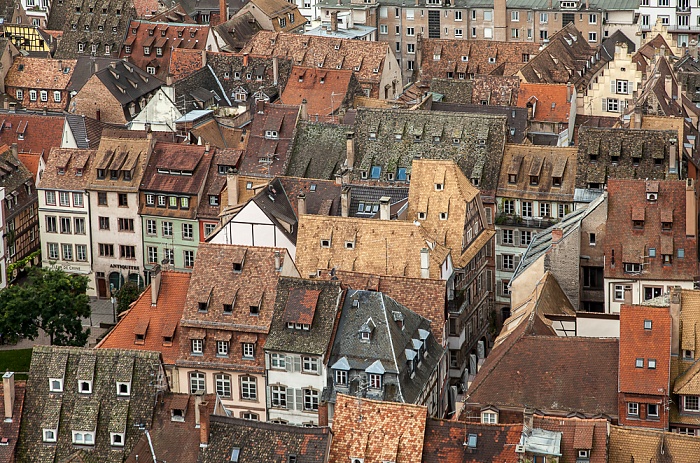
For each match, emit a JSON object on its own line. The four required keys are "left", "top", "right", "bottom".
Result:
{"left": 602, "top": 98, "right": 607, "bottom": 111}
{"left": 265, "top": 353, "right": 270, "bottom": 370}
{"left": 497, "top": 255, "right": 502, "bottom": 271}
{"left": 514, "top": 230, "right": 521, "bottom": 246}
{"left": 486, "top": 240, "right": 493, "bottom": 257}
{"left": 496, "top": 230, "right": 502, "bottom": 245}
{"left": 485, "top": 207, "right": 493, "bottom": 225}
{"left": 286, "top": 387, "right": 292, "bottom": 410}
{"left": 266, "top": 386, "right": 271, "bottom": 409}
{"left": 294, "top": 356, "right": 302, "bottom": 372}
{"left": 610, "top": 80, "right": 616, "bottom": 94}
{"left": 514, "top": 255, "right": 521, "bottom": 268}
{"left": 486, "top": 270, "right": 493, "bottom": 292}
{"left": 286, "top": 356, "right": 292, "bottom": 372}
{"left": 295, "top": 389, "right": 303, "bottom": 410}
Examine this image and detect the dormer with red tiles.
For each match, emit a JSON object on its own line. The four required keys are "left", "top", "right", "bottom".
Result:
{"left": 618, "top": 304, "right": 672, "bottom": 429}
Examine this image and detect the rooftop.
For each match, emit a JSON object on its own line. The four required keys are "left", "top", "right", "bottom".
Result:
{"left": 38, "top": 147, "right": 96, "bottom": 191}
{"left": 280, "top": 66, "right": 360, "bottom": 116}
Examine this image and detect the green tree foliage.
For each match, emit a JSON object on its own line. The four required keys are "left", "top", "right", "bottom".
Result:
{"left": 114, "top": 281, "right": 141, "bottom": 315}
{"left": 0, "top": 266, "right": 91, "bottom": 346}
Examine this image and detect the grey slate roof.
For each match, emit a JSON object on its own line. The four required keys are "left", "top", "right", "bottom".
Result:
{"left": 431, "top": 101, "right": 528, "bottom": 144}
{"left": 264, "top": 277, "right": 342, "bottom": 356}
{"left": 0, "top": 147, "right": 34, "bottom": 194}
{"left": 94, "top": 61, "right": 163, "bottom": 105}
{"left": 327, "top": 289, "right": 443, "bottom": 405}
{"left": 286, "top": 121, "right": 349, "bottom": 180}
{"left": 347, "top": 183, "right": 409, "bottom": 218}
{"left": 173, "top": 65, "right": 232, "bottom": 113}
{"left": 17, "top": 346, "right": 164, "bottom": 463}
{"left": 213, "top": 12, "right": 263, "bottom": 52}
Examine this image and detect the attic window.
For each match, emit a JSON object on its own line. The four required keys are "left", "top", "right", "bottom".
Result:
{"left": 198, "top": 302, "right": 208, "bottom": 312}
{"left": 49, "top": 378, "right": 63, "bottom": 392}
{"left": 265, "top": 130, "right": 278, "bottom": 139}
{"left": 552, "top": 176, "right": 562, "bottom": 187}
{"left": 589, "top": 153, "right": 598, "bottom": 162}
{"left": 368, "top": 132, "right": 376, "bottom": 140}
{"left": 508, "top": 174, "right": 517, "bottom": 184}
{"left": 360, "top": 331, "right": 370, "bottom": 341}
{"left": 43, "top": 429, "right": 57, "bottom": 442}
{"left": 452, "top": 138, "right": 460, "bottom": 145}
{"left": 171, "top": 408, "right": 185, "bottom": 422}
{"left": 345, "top": 241, "right": 355, "bottom": 249}
{"left": 320, "top": 239, "right": 331, "bottom": 248}
{"left": 223, "top": 304, "right": 233, "bottom": 313}
{"left": 467, "top": 434, "right": 478, "bottom": 448}
{"left": 78, "top": 380, "right": 92, "bottom": 394}
{"left": 111, "top": 433, "right": 125, "bottom": 447}
{"left": 644, "top": 319, "right": 652, "bottom": 330}
{"left": 435, "top": 183, "right": 444, "bottom": 191}
{"left": 461, "top": 55, "right": 468, "bottom": 62}
{"left": 530, "top": 175, "right": 539, "bottom": 186}
{"left": 231, "top": 447, "right": 241, "bottom": 462}
{"left": 440, "top": 212, "right": 448, "bottom": 220}
{"left": 488, "top": 57, "right": 496, "bottom": 63}
{"left": 249, "top": 305, "right": 259, "bottom": 315}
{"left": 418, "top": 212, "right": 426, "bottom": 220}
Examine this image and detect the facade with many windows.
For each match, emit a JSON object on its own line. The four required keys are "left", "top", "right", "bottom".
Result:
{"left": 38, "top": 148, "right": 95, "bottom": 294}
{"left": 139, "top": 142, "right": 213, "bottom": 275}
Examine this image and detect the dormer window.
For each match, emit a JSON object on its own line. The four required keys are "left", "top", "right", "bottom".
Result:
{"left": 435, "top": 183, "right": 444, "bottom": 191}
{"left": 58, "top": 167, "right": 65, "bottom": 175}
{"left": 633, "top": 220, "right": 644, "bottom": 229}
{"left": 508, "top": 174, "right": 517, "bottom": 184}
{"left": 49, "top": 378, "right": 63, "bottom": 392}
{"left": 360, "top": 331, "right": 370, "bottom": 341}
{"left": 418, "top": 212, "right": 426, "bottom": 220}
{"left": 452, "top": 138, "right": 460, "bottom": 145}
{"left": 79, "top": 380, "right": 92, "bottom": 394}
{"left": 116, "top": 381, "right": 130, "bottom": 396}
{"left": 265, "top": 130, "right": 278, "bottom": 139}
{"left": 72, "top": 431, "right": 95, "bottom": 445}
{"left": 611, "top": 155, "right": 619, "bottom": 165}
{"left": 369, "top": 132, "right": 377, "bottom": 140}
{"left": 171, "top": 407, "right": 185, "bottom": 422}
{"left": 368, "top": 373, "right": 381, "bottom": 389}
{"left": 552, "top": 176, "right": 561, "bottom": 187}
{"left": 110, "top": 432, "right": 125, "bottom": 447}
{"left": 320, "top": 239, "right": 330, "bottom": 248}
{"left": 481, "top": 410, "right": 498, "bottom": 424}
{"left": 249, "top": 305, "right": 259, "bottom": 315}
{"left": 662, "top": 221, "right": 672, "bottom": 231}
{"left": 530, "top": 175, "right": 539, "bottom": 186}
{"left": 43, "top": 429, "right": 57, "bottom": 442}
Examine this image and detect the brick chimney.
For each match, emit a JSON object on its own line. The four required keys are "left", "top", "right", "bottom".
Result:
{"left": 420, "top": 248, "right": 430, "bottom": 279}
{"left": 330, "top": 11, "right": 338, "bottom": 32}
{"left": 199, "top": 400, "right": 209, "bottom": 447}
{"left": 300, "top": 99, "right": 308, "bottom": 120}
{"left": 318, "top": 400, "right": 329, "bottom": 426}
{"left": 151, "top": 264, "right": 162, "bottom": 306}
{"left": 345, "top": 131, "right": 355, "bottom": 168}
{"left": 2, "top": 372, "right": 14, "bottom": 422}
{"left": 686, "top": 178, "right": 697, "bottom": 238}
{"left": 379, "top": 196, "right": 390, "bottom": 220}
{"left": 10, "top": 143, "right": 17, "bottom": 159}
{"left": 227, "top": 168, "right": 239, "bottom": 207}
{"left": 219, "top": 0, "right": 227, "bottom": 22}
{"left": 341, "top": 186, "right": 351, "bottom": 217}
{"left": 257, "top": 99, "right": 265, "bottom": 114}
{"left": 243, "top": 53, "right": 249, "bottom": 67}
{"left": 551, "top": 227, "right": 563, "bottom": 245}
{"left": 298, "top": 193, "right": 307, "bottom": 215}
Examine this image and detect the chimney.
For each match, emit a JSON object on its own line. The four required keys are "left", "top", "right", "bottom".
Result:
{"left": 273, "top": 56, "right": 279, "bottom": 86}
{"left": 318, "top": 400, "right": 329, "bottom": 426}
{"left": 298, "top": 193, "right": 307, "bottom": 216}
{"left": 300, "top": 99, "right": 308, "bottom": 120}
{"left": 420, "top": 248, "right": 429, "bottom": 279}
{"left": 686, "top": 178, "right": 697, "bottom": 237}
{"left": 242, "top": 53, "right": 249, "bottom": 67}
{"left": 10, "top": 143, "right": 17, "bottom": 159}
{"left": 96, "top": 108, "right": 101, "bottom": 121}
{"left": 257, "top": 99, "right": 265, "bottom": 114}
{"left": 566, "top": 83, "right": 572, "bottom": 103}
{"left": 345, "top": 131, "right": 355, "bottom": 168}
{"left": 665, "top": 74, "right": 673, "bottom": 99}
{"left": 144, "top": 122, "right": 151, "bottom": 133}
{"left": 633, "top": 106, "right": 642, "bottom": 129}
{"left": 150, "top": 264, "right": 162, "bottom": 306}
{"left": 219, "top": 0, "right": 227, "bottom": 22}
{"left": 43, "top": 106, "right": 47, "bottom": 115}
{"left": 341, "top": 186, "right": 351, "bottom": 217}
{"left": 166, "top": 73, "right": 173, "bottom": 86}
{"left": 669, "top": 136, "right": 678, "bottom": 176}
{"left": 330, "top": 11, "right": 338, "bottom": 32}
{"left": 204, "top": 143, "right": 211, "bottom": 153}
{"left": 198, "top": 398, "right": 209, "bottom": 448}
{"left": 379, "top": 196, "right": 390, "bottom": 220}
{"left": 2, "top": 100, "right": 7, "bottom": 110}
{"left": 670, "top": 285, "right": 682, "bottom": 355}
{"left": 691, "top": 39, "right": 699, "bottom": 61}
{"left": 226, "top": 168, "right": 239, "bottom": 207}
{"left": 274, "top": 250, "right": 281, "bottom": 271}
{"left": 2, "top": 372, "right": 14, "bottom": 422}
{"left": 551, "top": 227, "right": 563, "bottom": 245}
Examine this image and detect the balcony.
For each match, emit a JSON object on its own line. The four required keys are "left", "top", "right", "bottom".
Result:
{"left": 667, "top": 23, "right": 700, "bottom": 32}
{"left": 494, "top": 213, "right": 558, "bottom": 230}
{"left": 677, "top": 4, "right": 691, "bottom": 12}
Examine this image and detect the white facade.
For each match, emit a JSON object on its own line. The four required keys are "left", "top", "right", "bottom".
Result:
{"left": 604, "top": 277, "right": 695, "bottom": 313}
{"left": 18, "top": 0, "right": 51, "bottom": 27}
{"left": 128, "top": 88, "right": 183, "bottom": 132}
{"left": 208, "top": 201, "right": 296, "bottom": 259}
{"left": 582, "top": 42, "right": 642, "bottom": 117}
{"left": 87, "top": 190, "right": 145, "bottom": 297}
{"left": 265, "top": 352, "right": 327, "bottom": 425}
{"left": 38, "top": 187, "right": 93, "bottom": 295}
{"left": 637, "top": 3, "right": 696, "bottom": 48}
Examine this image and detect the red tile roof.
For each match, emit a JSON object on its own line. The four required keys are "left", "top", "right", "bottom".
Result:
{"left": 619, "top": 304, "right": 671, "bottom": 396}
{"left": 422, "top": 420, "right": 522, "bottom": 463}
{"left": 605, "top": 179, "right": 697, "bottom": 281}
{"left": 140, "top": 142, "right": 213, "bottom": 198}
{"left": 533, "top": 416, "right": 608, "bottom": 463}
{"left": 280, "top": 66, "right": 357, "bottom": 116}
{"left": 18, "top": 153, "right": 40, "bottom": 182}
{"left": 0, "top": 379, "right": 25, "bottom": 463}
{"left": 282, "top": 288, "right": 320, "bottom": 325}
{"left": 132, "top": 0, "right": 160, "bottom": 18}
{"left": 0, "top": 112, "right": 66, "bottom": 156}
{"left": 169, "top": 48, "right": 205, "bottom": 81}
{"left": 96, "top": 271, "right": 191, "bottom": 365}
{"left": 517, "top": 83, "right": 572, "bottom": 123}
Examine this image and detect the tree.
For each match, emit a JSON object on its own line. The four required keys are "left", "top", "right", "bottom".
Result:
{"left": 114, "top": 281, "right": 141, "bottom": 315}
{"left": 0, "top": 266, "right": 91, "bottom": 346}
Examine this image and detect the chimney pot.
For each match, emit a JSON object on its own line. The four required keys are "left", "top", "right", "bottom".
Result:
{"left": 2, "top": 372, "right": 14, "bottom": 422}
{"left": 298, "top": 193, "right": 307, "bottom": 216}
{"left": 420, "top": 248, "right": 430, "bottom": 279}
{"left": 379, "top": 196, "right": 391, "bottom": 220}
{"left": 274, "top": 250, "right": 281, "bottom": 271}
{"left": 151, "top": 264, "right": 162, "bottom": 306}
{"left": 226, "top": 168, "right": 239, "bottom": 207}
{"left": 204, "top": 143, "right": 210, "bottom": 153}
{"left": 300, "top": 99, "right": 308, "bottom": 120}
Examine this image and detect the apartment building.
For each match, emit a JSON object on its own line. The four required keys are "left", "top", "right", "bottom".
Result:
{"left": 87, "top": 130, "right": 155, "bottom": 298}
{"left": 638, "top": 0, "right": 700, "bottom": 48}
{"left": 38, "top": 148, "right": 96, "bottom": 294}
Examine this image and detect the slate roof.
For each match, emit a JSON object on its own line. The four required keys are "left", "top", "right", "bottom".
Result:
{"left": 347, "top": 183, "right": 409, "bottom": 218}
{"left": 0, "top": 377, "right": 25, "bottom": 463}
{"left": 430, "top": 102, "right": 527, "bottom": 144}
{"left": 280, "top": 66, "right": 360, "bottom": 116}
{"left": 608, "top": 426, "right": 700, "bottom": 463}
{"left": 407, "top": 159, "right": 494, "bottom": 268}
{"left": 93, "top": 61, "right": 163, "bottom": 106}
{"left": 124, "top": 393, "right": 215, "bottom": 463}
{"left": 241, "top": 31, "right": 393, "bottom": 91}
{"left": 16, "top": 346, "right": 163, "bottom": 463}
{"left": 149, "top": 4, "right": 196, "bottom": 23}
{"left": 39, "top": 147, "right": 96, "bottom": 191}
{"left": 328, "top": 289, "right": 443, "bottom": 404}
{"left": 533, "top": 416, "right": 608, "bottom": 463}
{"left": 605, "top": 179, "right": 697, "bottom": 281}
{"left": 0, "top": 144, "right": 35, "bottom": 194}
{"left": 238, "top": 102, "right": 300, "bottom": 177}
{"left": 422, "top": 420, "right": 522, "bottom": 463}
{"left": 576, "top": 126, "right": 676, "bottom": 188}
{"left": 295, "top": 214, "right": 451, "bottom": 279}
{"left": 97, "top": 270, "right": 191, "bottom": 365}
{"left": 633, "top": 34, "right": 673, "bottom": 77}
{"left": 86, "top": 129, "right": 154, "bottom": 192}
{"left": 65, "top": 114, "right": 112, "bottom": 149}
{"left": 418, "top": 38, "right": 539, "bottom": 82}
{"left": 466, "top": 335, "right": 619, "bottom": 418}
{"left": 329, "top": 393, "right": 427, "bottom": 463}
{"left": 121, "top": 20, "right": 211, "bottom": 81}
{"left": 264, "top": 277, "right": 342, "bottom": 356}
{"left": 286, "top": 121, "right": 349, "bottom": 180}
{"left": 66, "top": 56, "right": 119, "bottom": 93}
{"left": 172, "top": 65, "right": 230, "bottom": 113}
{"left": 238, "top": 0, "right": 306, "bottom": 33}
{"left": 47, "top": 0, "right": 137, "bottom": 59}
{"left": 619, "top": 305, "right": 672, "bottom": 396}
{"left": 351, "top": 107, "right": 507, "bottom": 197}
{"left": 213, "top": 12, "right": 263, "bottom": 52}
{"left": 497, "top": 144, "right": 578, "bottom": 202}
{"left": 0, "top": 110, "right": 68, "bottom": 156}
{"left": 201, "top": 415, "right": 331, "bottom": 463}
{"left": 196, "top": 149, "right": 240, "bottom": 220}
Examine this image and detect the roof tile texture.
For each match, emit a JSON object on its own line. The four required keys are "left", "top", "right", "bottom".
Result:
{"left": 422, "top": 420, "right": 522, "bottom": 463}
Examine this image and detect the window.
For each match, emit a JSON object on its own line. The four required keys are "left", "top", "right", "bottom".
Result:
{"left": 182, "top": 223, "right": 193, "bottom": 240}
{"left": 521, "top": 230, "right": 532, "bottom": 246}
{"left": 45, "top": 190, "right": 56, "bottom": 205}
{"left": 241, "top": 376, "right": 256, "bottom": 400}
{"left": 455, "top": 10, "right": 462, "bottom": 20}
{"left": 368, "top": 373, "right": 381, "bottom": 389}
{"left": 217, "top": 341, "right": 229, "bottom": 357}
{"left": 335, "top": 369, "right": 347, "bottom": 385}
{"left": 684, "top": 350, "right": 694, "bottom": 360}
{"left": 539, "top": 203, "right": 550, "bottom": 217}
{"left": 162, "top": 222, "right": 173, "bottom": 237}
{"left": 242, "top": 343, "right": 254, "bottom": 358}
{"left": 62, "top": 244, "right": 73, "bottom": 261}
{"left": 117, "top": 381, "right": 130, "bottom": 396}
{"left": 72, "top": 431, "right": 95, "bottom": 445}
{"left": 60, "top": 217, "right": 71, "bottom": 234}
{"left": 302, "top": 357, "right": 319, "bottom": 374}
{"left": 644, "top": 286, "right": 663, "bottom": 301}
{"left": 511, "top": 28, "right": 519, "bottom": 39}
{"left": 180, "top": 197, "right": 189, "bottom": 209}
{"left": 648, "top": 359, "right": 657, "bottom": 369}
{"left": 215, "top": 374, "right": 231, "bottom": 397}
{"left": 624, "top": 263, "right": 642, "bottom": 273}
{"left": 540, "top": 12, "right": 548, "bottom": 23}
{"left": 589, "top": 13, "right": 596, "bottom": 24}
{"left": 636, "top": 358, "right": 644, "bottom": 368}
{"left": 502, "top": 229, "right": 514, "bottom": 245}
{"left": 49, "top": 378, "right": 63, "bottom": 392}
{"left": 511, "top": 10, "right": 519, "bottom": 21}
{"left": 111, "top": 432, "right": 125, "bottom": 446}
{"left": 189, "top": 372, "right": 205, "bottom": 394}
{"left": 191, "top": 339, "right": 203, "bottom": 355}
{"left": 120, "top": 245, "right": 135, "bottom": 259}
{"left": 271, "top": 385, "right": 287, "bottom": 408}
{"left": 242, "top": 412, "right": 258, "bottom": 420}
{"left": 522, "top": 201, "right": 532, "bottom": 217}
{"left": 98, "top": 192, "right": 107, "bottom": 205}
{"left": 43, "top": 429, "right": 57, "bottom": 442}
{"left": 15, "top": 90, "right": 23, "bottom": 101}
{"left": 40, "top": 91, "right": 48, "bottom": 102}
{"left": 407, "top": 43, "right": 415, "bottom": 54}
{"left": 380, "top": 24, "right": 388, "bottom": 34}
{"left": 118, "top": 193, "right": 128, "bottom": 207}
{"left": 644, "top": 319, "right": 652, "bottom": 330}
{"left": 303, "top": 389, "right": 319, "bottom": 411}
{"left": 118, "top": 218, "right": 134, "bottom": 232}
{"left": 48, "top": 243, "right": 59, "bottom": 260}
{"left": 146, "top": 219, "right": 156, "bottom": 235}
{"left": 406, "top": 27, "right": 414, "bottom": 36}
{"left": 484, "top": 10, "right": 492, "bottom": 21}
{"left": 616, "top": 80, "right": 629, "bottom": 94}
{"left": 46, "top": 216, "right": 57, "bottom": 233}
{"left": 271, "top": 353, "right": 286, "bottom": 369}
{"left": 184, "top": 250, "right": 195, "bottom": 268}
{"left": 502, "top": 254, "right": 515, "bottom": 270}
{"left": 540, "top": 30, "right": 548, "bottom": 40}
{"left": 648, "top": 403, "right": 659, "bottom": 417}
{"left": 481, "top": 411, "right": 498, "bottom": 424}
{"left": 59, "top": 191, "right": 70, "bottom": 207}
{"left": 209, "top": 195, "right": 219, "bottom": 206}
{"left": 29, "top": 90, "right": 37, "bottom": 101}
{"left": 164, "top": 248, "right": 174, "bottom": 264}
{"left": 73, "top": 216, "right": 84, "bottom": 234}
{"left": 685, "top": 396, "right": 700, "bottom": 411}
{"left": 205, "top": 223, "right": 216, "bottom": 237}
{"left": 76, "top": 245, "right": 87, "bottom": 262}
{"left": 147, "top": 247, "right": 158, "bottom": 264}
{"left": 502, "top": 199, "right": 514, "bottom": 214}
{"left": 627, "top": 402, "right": 639, "bottom": 416}
{"left": 455, "top": 29, "right": 463, "bottom": 38}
